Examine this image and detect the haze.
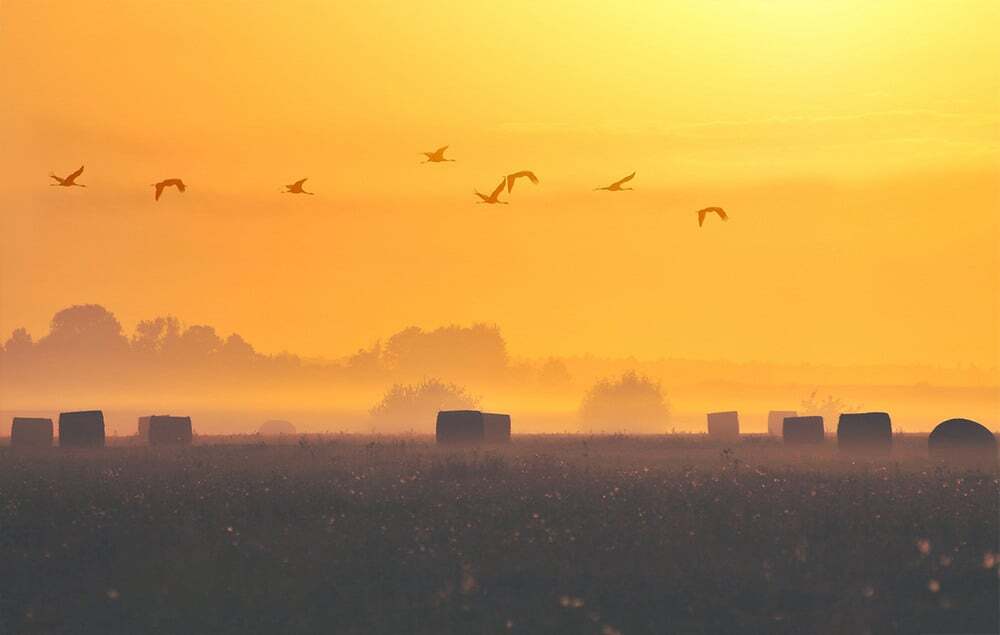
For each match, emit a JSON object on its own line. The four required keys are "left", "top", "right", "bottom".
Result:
{"left": 2, "top": 0, "right": 998, "bottom": 368}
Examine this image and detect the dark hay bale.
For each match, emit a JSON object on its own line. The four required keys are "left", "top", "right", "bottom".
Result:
{"left": 928, "top": 418, "right": 997, "bottom": 463}
{"left": 58, "top": 411, "right": 105, "bottom": 448}
{"left": 148, "top": 415, "right": 193, "bottom": 446}
{"left": 767, "top": 410, "right": 798, "bottom": 436}
{"left": 707, "top": 411, "right": 740, "bottom": 441}
{"left": 436, "top": 410, "right": 510, "bottom": 445}
{"left": 137, "top": 416, "right": 151, "bottom": 440}
{"left": 837, "top": 412, "right": 891, "bottom": 454}
{"left": 11, "top": 417, "right": 53, "bottom": 448}
{"left": 258, "top": 420, "right": 296, "bottom": 435}
{"left": 482, "top": 412, "right": 511, "bottom": 443}
{"left": 782, "top": 416, "right": 824, "bottom": 445}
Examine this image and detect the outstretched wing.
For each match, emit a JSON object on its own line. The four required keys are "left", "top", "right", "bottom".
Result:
{"left": 490, "top": 178, "right": 506, "bottom": 200}
{"left": 174, "top": 180, "right": 187, "bottom": 193}
{"left": 66, "top": 165, "right": 85, "bottom": 182}
{"left": 506, "top": 170, "right": 539, "bottom": 193}
{"left": 611, "top": 172, "right": 635, "bottom": 188}
{"left": 435, "top": 145, "right": 448, "bottom": 155}
{"left": 154, "top": 182, "right": 165, "bottom": 201}
{"left": 293, "top": 178, "right": 308, "bottom": 188}
{"left": 697, "top": 207, "right": 726, "bottom": 226}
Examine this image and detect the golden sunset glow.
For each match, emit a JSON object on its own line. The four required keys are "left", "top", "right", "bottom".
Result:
{"left": 1, "top": 0, "right": 997, "bottom": 367}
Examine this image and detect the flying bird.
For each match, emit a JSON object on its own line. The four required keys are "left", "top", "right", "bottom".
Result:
{"left": 506, "top": 170, "right": 539, "bottom": 193}
{"left": 595, "top": 172, "right": 635, "bottom": 191}
{"left": 697, "top": 206, "right": 728, "bottom": 227}
{"left": 50, "top": 165, "right": 86, "bottom": 187}
{"left": 475, "top": 178, "right": 508, "bottom": 205}
{"left": 422, "top": 146, "right": 454, "bottom": 163}
{"left": 283, "top": 178, "right": 314, "bottom": 195}
{"left": 153, "top": 178, "right": 186, "bottom": 201}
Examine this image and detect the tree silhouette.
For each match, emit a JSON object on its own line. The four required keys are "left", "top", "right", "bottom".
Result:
{"left": 37, "top": 304, "right": 128, "bottom": 357}
{"left": 369, "top": 378, "right": 479, "bottom": 431}
{"left": 3, "top": 328, "right": 34, "bottom": 356}
{"left": 579, "top": 371, "right": 670, "bottom": 433}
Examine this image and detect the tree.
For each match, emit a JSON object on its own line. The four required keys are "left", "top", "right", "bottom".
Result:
{"left": 3, "top": 328, "right": 34, "bottom": 356}
{"left": 37, "top": 304, "right": 129, "bottom": 356}
{"left": 800, "top": 390, "right": 860, "bottom": 424}
{"left": 131, "top": 316, "right": 181, "bottom": 355}
{"left": 219, "top": 333, "right": 256, "bottom": 365}
{"left": 579, "top": 371, "right": 670, "bottom": 432}
{"left": 382, "top": 323, "right": 508, "bottom": 381}
{"left": 369, "top": 378, "right": 479, "bottom": 431}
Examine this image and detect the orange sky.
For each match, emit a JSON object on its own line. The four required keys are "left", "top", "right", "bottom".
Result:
{"left": 1, "top": 1, "right": 998, "bottom": 366}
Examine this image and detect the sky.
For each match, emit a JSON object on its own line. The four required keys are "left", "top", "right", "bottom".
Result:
{"left": 1, "top": 0, "right": 998, "bottom": 367}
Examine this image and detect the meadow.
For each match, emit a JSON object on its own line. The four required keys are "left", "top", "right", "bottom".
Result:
{"left": 0, "top": 435, "right": 996, "bottom": 634}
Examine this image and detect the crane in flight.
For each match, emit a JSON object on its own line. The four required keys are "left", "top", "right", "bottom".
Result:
{"left": 697, "top": 206, "right": 728, "bottom": 227}
{"left": 506, "top": 170, "right": 539, "bottom": 193}
{"left": 153, "top": 178, "right": 186, "bottom": 201}
{"left": 475, "top": 178, "right": 508, "bottom": 204}
{"left": 50, "top": 165, "right": 86, "bottom": 187}
{"left": 595, "top": 172, "right": 635, "bottom": 191}
{"left": 283, "top": 178, "right": 314, "bottom": 195}
{"left": 422, "top": 146, "right": 455, "bottom": 163}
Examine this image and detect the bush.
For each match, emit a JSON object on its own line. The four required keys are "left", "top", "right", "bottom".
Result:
{"left": 579, "top": 371, "right": 670, "bottom": 432}
{"left": 369, "top": 378, "right": 479, "bottom": 432}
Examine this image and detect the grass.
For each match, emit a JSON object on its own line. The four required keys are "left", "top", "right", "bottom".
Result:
{"left": 0, "top": 435, "right": 996, "bottom": 634}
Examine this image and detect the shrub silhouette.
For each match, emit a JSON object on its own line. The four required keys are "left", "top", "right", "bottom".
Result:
{"left": 579, "top": 371, "right": 670, "bottom": 432}
{"left": 370, "top": 378, "right": 479, "bottom": 432}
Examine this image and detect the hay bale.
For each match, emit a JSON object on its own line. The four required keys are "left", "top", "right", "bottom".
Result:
{"left": 782, "top": 416, "right": 824, "bottom": 445}
{"left": 767, "top": 410, "right": 798, "bottom": 436}
{"left": 837, "top": 412, "right": 891, "bottom": 454}
{"left": 58, "top": 410, "right": 105, "bottom": 448}
{"left": 707, "top": 411, "right": 740, "bottom": 441}
{"left": 11, "top": 417, "right": 54, "bottom": 448}
{"left": 258, "top": 420, "right": 296, "bottom": 435}
{"left": 148, "top": 415, "right": 193, "bottom": 446}
{"left": 436, "top": 410, "right": 511, "bottom": 444}
{"left": 482, "top": 412, "right": 512, "bottom": 443}
{"left": 137, "top": 416, "right": 151, "bottom": 440}
{"left": 928, "top": 418, "right": 997, "bottom": 463}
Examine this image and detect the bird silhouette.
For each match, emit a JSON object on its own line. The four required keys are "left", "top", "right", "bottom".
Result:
{"left": 506, "top": 170, "right": 539, "bottom": 193}
{"left": 50, "top": 165, "right": 86, "bottom": 187}
{"left": 152, "top": 178, "right": 186, "bottom": 201}
{"left": 423, "top": 146, "right": 454, "bottom": 163}
{"left": 475, "top": 178, "right": 508, "bottom": 204}
{"left": 697, "top": 206, "right": 728, "bottom": 226}
{"left": 595, "top": 172, "right": 635, "bottom": 191}
{"left": 283, "top": 178, "right": 314, "bottom": 195}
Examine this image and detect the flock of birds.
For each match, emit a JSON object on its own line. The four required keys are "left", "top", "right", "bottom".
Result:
{"left": 50, "top": 148, "right": 730, "bottom": 226}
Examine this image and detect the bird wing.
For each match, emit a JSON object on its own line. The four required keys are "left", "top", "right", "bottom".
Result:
{"left": 474, "top": 191, "right": 489, "bottom": 202}
{"left": 490, "top": 178, "right": 506, "bottom": 200}
{"left": 293, "top": 178, "right": 308, "bottom": 188}
{"left": 715, "top": 207, "right": 728, "bottom": 220}
{"left": 697, "top": 209, "right": 706, "bottom": 226}
{"left": 612, "top": 172, "right": 635, "bottom": 188}
{"left": 154, "top": 182, "right": 165, "bottom": 201}
{"left": 506, "top": 170, "right": 539, "bottom": 193}
{"left": 65, "top": 165, "right": 84, "bottom": 183}
{"left": 435, "top": 145, "right": 448, "bottom": 155}
{"left": 174, "top": 180, "right": 187, "bottom": 192}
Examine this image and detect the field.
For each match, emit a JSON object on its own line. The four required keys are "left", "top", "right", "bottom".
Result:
{"left": 0, "top": 435, "right": 997, "bottom": 634}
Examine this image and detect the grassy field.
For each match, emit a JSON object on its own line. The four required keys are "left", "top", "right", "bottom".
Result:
{"left": 0, "top": 435, "right": 996, "bottom": 634}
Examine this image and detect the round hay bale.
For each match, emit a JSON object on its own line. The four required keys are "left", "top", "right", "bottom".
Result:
{"left": 837, "top": 412, "right": 891, "bottom": 455}
{"left": 928, "top": 418, "right": 996, "bottom": 463}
